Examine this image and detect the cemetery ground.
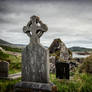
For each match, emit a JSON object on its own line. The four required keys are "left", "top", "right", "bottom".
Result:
{"left": 0, "top": 45, "right": 92, "bottom": 92}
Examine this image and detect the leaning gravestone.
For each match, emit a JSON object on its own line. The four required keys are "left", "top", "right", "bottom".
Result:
{"left": 15, "top": 15, "right": 57, "bottom": 92}
{"left": 0, "top": 61, "right": 9, "bottom": 78}
{"left": 56, "top": 61, "right": 69, "bottom": 79}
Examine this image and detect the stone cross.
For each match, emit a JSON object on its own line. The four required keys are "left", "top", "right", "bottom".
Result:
{"left": 23, "top": 15, "right": 48, "bottom": 43}
{"left": 22, "top": 15, "right": 49, "bottom": 83}
{"left": 15, "top": 16, "right": 57, "bottom": 92}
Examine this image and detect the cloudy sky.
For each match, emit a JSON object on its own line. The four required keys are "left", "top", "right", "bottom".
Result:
{"left": 0, "top": 0, "right": 92, "bottom": 48}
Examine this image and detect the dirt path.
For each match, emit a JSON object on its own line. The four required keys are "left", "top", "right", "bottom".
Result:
{"left": 8, "top": 72, "right": 21, "bottom": 79}
{"left": 6, "top": 51, "right": 21, "bottom": 56}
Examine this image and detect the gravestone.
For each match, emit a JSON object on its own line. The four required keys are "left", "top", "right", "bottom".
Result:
{"left": 0, "top": 61, "right": 9, "bottom": 78}
{"left": 15, "top": 15, "right": 57, "bottom": 92}
{"left": 56, "top": 61, "right": 69, "bottom": 79}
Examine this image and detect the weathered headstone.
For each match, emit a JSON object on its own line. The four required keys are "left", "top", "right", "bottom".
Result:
{"left": 0, "top": 61, "right": 9, "bottom": 78}
{"left": 15, "top": 15, "right": 57, "bottom": 92}
{"left": 56, "top": 61, "right": 69, "bottom": 79}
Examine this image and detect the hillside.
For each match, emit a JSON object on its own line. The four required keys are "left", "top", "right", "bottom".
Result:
{"left": 0, "top": 40, "right": 92, "bottom": 92}
{"left": 0, "top": 39, "right": 25, "bottom": 49}
{"left": 0, "top": 39, "right": 12, "bottom": 45}
{"left": 69, "top": 46, "right": 92, "bottom": 52}
{"left": 0, "top": 46, "right": 21, "bottom": 74}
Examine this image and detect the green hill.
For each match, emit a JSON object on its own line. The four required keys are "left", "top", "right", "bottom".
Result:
{"left": 0, "top": 46, "right": 21, "bottom": 74}
{"left": 0, "top": 39, "right": 25, "bottom": 49}
{"left": 0, "top": 39, "right": 12, "bottom": 45}
{"left": 69, "top": 46, "right": 92, "bottom": 52}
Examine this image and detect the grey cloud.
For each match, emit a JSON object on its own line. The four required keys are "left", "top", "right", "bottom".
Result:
{"left": 0, "top": 0, "right": 92, "bottom": 48}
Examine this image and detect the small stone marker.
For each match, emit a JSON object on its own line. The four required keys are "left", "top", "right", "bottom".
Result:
{"left": 56, "top": 61, "right": 69, "bottom": 79}
{"left": 15, "top": 15, "right": 57, "bottom": 92}
{"left": 0, "top": 61, "right": 9, "bottom": 78}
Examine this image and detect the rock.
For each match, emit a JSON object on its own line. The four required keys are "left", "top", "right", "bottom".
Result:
{"left": 0, "top": 61, "right": 9, "bottom": 78}
{"left": 49, "top": 38, "right": 72, "bottom": 73}
{"left": 69, "top": 61, "right": 78, "bottom": 70}
{"left": 49, "top": 56, "right": 56, "bottom": 73}
{"left": 49, "top": 38, "right": 72, "bottom": 61}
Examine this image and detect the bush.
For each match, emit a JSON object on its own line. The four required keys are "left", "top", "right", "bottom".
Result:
{"left": 79, "top": 55, "right": 92, "bottom": 74}
{"left": 0, "top": 45, "right": 22, "bottom": 52}
{"left": 0, "top": 50, "right": 9, "bottom": 60}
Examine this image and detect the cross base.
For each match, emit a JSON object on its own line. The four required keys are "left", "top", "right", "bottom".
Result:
{"left": 14, "top": 81, "right": 57, "bottom": 92}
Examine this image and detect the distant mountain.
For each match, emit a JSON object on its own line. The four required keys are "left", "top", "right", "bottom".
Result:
{"left": 69, "top": 46, "right": 92, "bottom": 52}
{"left": 0, "top": 39, "right": 25, "bottom": 48}
{"left": 0, "top": 39, "right": 12, "bottom": 45}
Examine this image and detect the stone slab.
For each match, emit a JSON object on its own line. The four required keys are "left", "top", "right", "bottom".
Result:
{"left": 0, "top": 72, "right": 21, "bottom": 80}
{"left": 0, "top": 61, "right": 9, "bottom": 78}
{"left": 22, "top": 43, "right": 49, "bottom": 83}
{"left": 15, "top": 81, "right": 57, "bottom": 92}
{"left": 56, "top": 61, "right": 69, "bottom": 79}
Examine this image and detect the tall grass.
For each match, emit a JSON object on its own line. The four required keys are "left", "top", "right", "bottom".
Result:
{"left": 50, "top": 73, "right": 92, "bottom": 92}
{"left": 0, "top": 50, "right": 9, "bottom": 60}
{"left": 0, "top": 49, "right": 21, "bottom": 74}
{"left": 0, "top": 78, "right": 21, "bottom": 92}
{"left": 8, "top": 55, "right": 21, "bottom": 74}
{"left": 79, "top": 55, "right": 92, "bottom": 74}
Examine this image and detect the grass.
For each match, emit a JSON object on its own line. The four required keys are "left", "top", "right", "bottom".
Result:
{"left": 0, "top": 73, "right": 91, "bottom": 92}
{"left": 0, "top": 46, "right": 21, "bottom": 92}
{"left": 0, "top": 45, "right": 92, "bottom": 92}
{"left": 0, "top": 48, "right": 21, "bottom": 74}
{"left": 9, "top": 62, "right": 21, "bottom": 74}
{"left": 0, "top": 45, "right": 22, "bottom": 52}
{"left": 0, "top": 50, "right": 9, "bottom": 61}
{"left": 8, "top": 55, "right": 21, "bottom": 74}
{"left": 50, "top": 73, "right": 92, "bottom": 92}
{"left": 79, "top": 54, "right": 92, "bottom": 74}
{"left": 0, "top": 78, "right": 21, "bottom": 92}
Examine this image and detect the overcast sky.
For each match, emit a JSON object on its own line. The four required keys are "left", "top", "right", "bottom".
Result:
{"left": 0, "top": 0, "right": 92, "bottom": 48}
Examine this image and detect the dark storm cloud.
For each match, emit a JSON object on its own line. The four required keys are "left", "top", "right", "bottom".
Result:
{"left": 0, "top": 0, "right": 92, "bottom": 48}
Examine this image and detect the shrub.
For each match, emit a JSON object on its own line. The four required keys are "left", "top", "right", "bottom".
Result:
{"left": 79, "top": 55, "right": 92, "bottom": 74}
{"left": 0, "top": 50, "right": 9, "bottom": 60}
{"left": 0, "top": 45, "right": 22, "bottom": 52}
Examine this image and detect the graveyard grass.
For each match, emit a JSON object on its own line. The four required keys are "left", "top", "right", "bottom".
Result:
{"left": 0, "top": 45, "right": 92, "bottom": 92}
{"left": 0, "top": 45, "right": 22, "bottom": 52}
{"left": 0, "top": 78, "right": 21, "bottom": 92}
{"left": 50, "top": 73, "right": 92, "bottom": 92}
{"left": 0, "top": 73, "right": 92, "bottom": 92}
{"left": 0, "top": 45, "right": 21, "bottom": 74}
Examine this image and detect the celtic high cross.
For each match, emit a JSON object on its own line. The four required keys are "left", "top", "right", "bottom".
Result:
{"left": 23, "top": 15, "right": 48, "bottom": 43}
